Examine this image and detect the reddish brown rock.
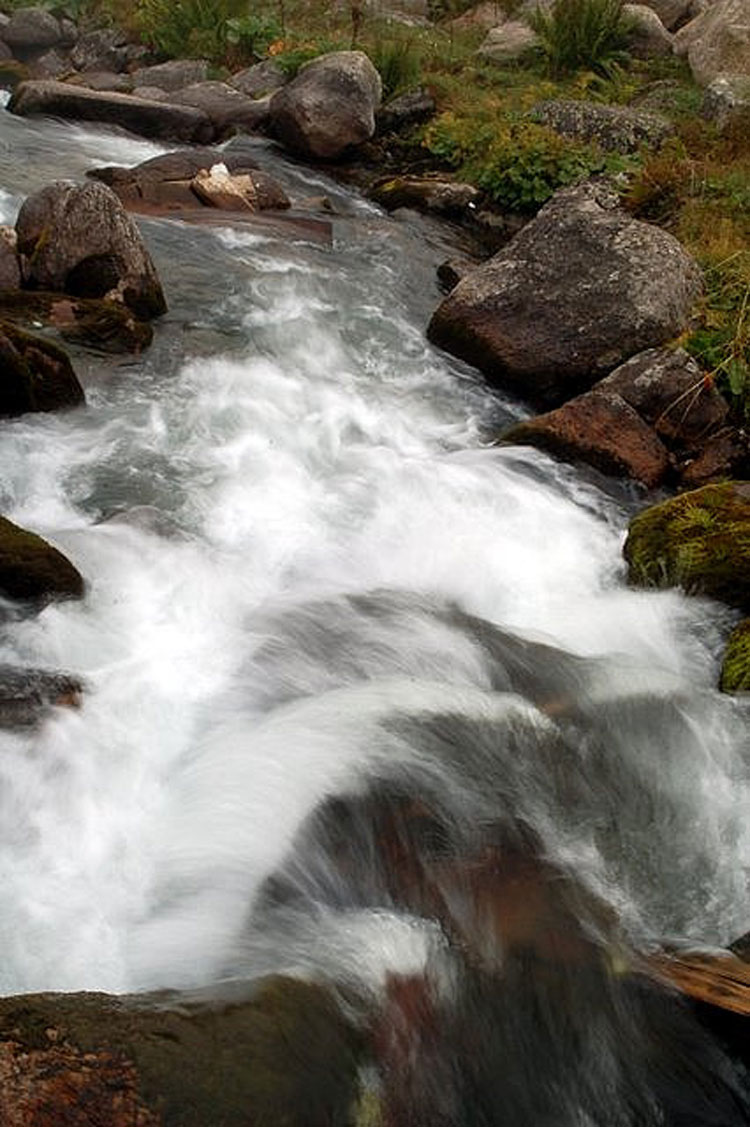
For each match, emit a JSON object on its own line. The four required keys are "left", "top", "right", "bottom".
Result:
{"left": 501, "top": 390, "right": 671, "bottom": 487}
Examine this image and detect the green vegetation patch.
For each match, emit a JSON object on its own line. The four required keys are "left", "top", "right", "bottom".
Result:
{"left": 719, "top": 617, "right": 750, "bottom": 693}
{"left": 624, "top": 482, "right": 750, "bottom": 610}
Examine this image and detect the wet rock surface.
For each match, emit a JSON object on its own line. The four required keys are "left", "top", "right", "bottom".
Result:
{"left": 0, "top": 515, "right": 84, "bottom": 604}
{"left": 0, "top": 664, "right": 83, "bottom": 727}
{"left": 0, "top": 977, "right": 362, "bottom": 1127}
{"left": 8, "top": 80, "right": 215, "bottom": 144}
{"left": 0, "top": 319, "right": 84, "bottom": 415}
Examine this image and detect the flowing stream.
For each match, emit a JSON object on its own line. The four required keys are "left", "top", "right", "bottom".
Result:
{"left": 0, "top": 100, "right": 749, "bottom": 1122}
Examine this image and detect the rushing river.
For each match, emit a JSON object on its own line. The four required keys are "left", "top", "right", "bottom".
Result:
{"left": 0, "top": 98, "right": 748, "bottom": 1123}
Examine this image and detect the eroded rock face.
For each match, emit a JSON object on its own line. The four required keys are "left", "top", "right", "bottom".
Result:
{"left": 427, "top": 181, "right": 702, "bottom": 406}
{"left": 16, "top": 180, "right": 166, "bottom": 319}
{"left": 531, "top": 98, "right": 672, "bottom": 151}
{"left": 269, "top": 50, "right": 382, "bottom": 160}
{"left": 673, "top": 0, "right": 750, "bottom": 84}
{"left": 0, "top": 320, "right": 84, "bottom": 415}
{"left": 0, "top": 515, "right": 84, "bottom": 603}
{"left": 69, "top": 28, "right": 129, "bottom": 73}
{"left": 8, "top": 81, "right": 214, "bottom": 144}
{"left": 0, "top": 977, "right": 362, "bottom": 1127}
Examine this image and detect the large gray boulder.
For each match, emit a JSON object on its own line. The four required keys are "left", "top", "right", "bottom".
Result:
{"left": 69, "top": 27, "right": 129, "bottom": 73}
{"left": 16, "top": 181, "right": 166, "bottom": 319}
{"left": 673, "top": 0, "right": 750, "bottom": 85}
{"left": 1, "top": 7, "right": 63, "bottom": 55}
{"left": 477, "top": 21, "right": 538, "bottom": 62}
{"left": 622, "top": 4, "right": 674, "bottom": 57}
{"left": 638, "top": 0, "right": 692, "bottom": 29}
{"left": 269, "top": 50, "right": 382, "bottom": 160}
{"left": 230, "top": 59, "right": 287, "bottom": 98}
{"left": 531, "top": 99, "right": 672, "bottom": 151}
{"left": 427, "top": 182, "right": 702, "bottom": 406}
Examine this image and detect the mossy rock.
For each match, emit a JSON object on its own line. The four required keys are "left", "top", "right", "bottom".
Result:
{"left": 624, "top": 482, "right": 750, "bottom": 611}
{"left": 0, "top": 290, "right": 153, "bottom": 354}
{"left": 0, "top": 975, "right": 363, "bottom": 1127}
{"left": 0, "top": 516, "right": 84, "bottom": 603}
{"left": 0, "top": 319, "right": 84, "bottom": 416}
{"left": 719, "top": 618, "right": 750, "bottom": 693}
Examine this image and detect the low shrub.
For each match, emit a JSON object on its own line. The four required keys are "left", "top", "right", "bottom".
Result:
{"left": 422, "top": 113, "right": 612, "bottom": 211}
{"left": 369, "top": 35, "right": 422, "bottom": 98}
{"left": 529, "top": 0, "right": 633, "bottom": 77}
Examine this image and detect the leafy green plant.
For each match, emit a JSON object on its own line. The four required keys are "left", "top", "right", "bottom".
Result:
{"left": 136, "top": 0, "right": 239, "bottom": 57}
{"left": 685, "top": 252, "right": 750, "bottom": 418}
{"left": 529, "top": 0, "right": 633, "bottom": 76}
{"left": 423, "top": 113, "right": 607, "bottom": 211}
{"left": 370, "top": 35, "right": 422, "bottom": 98}
{"left": 225, "top": 12, "right": 282, "bottom": 59}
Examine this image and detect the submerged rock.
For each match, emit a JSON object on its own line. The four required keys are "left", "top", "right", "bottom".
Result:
{"left": 16, "top": 180, "right": 166, "bottom": 320}
{"left": 0, "top": 515, "right": 84, "bottom": 603}
{"left": 428, "top": 181, "right": 702, "bottom": 406}
{"left": 269, "top": 50, "right": 382, "bottom": 161}
{"left": 0, "top": 319, "right": 84, "bottom": 415}
{"left": 624, "top": 481, "right": 750, "bottom": 608}
{"left": 0, "top": 664, "right": 83, "bottom": 726}
{"left": 0, "top": 976, "right": 362, "bottom": 1127}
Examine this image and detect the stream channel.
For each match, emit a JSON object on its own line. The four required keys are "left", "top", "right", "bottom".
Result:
{"left": 0, "top": 99, "right": 749, "bottom": 1124}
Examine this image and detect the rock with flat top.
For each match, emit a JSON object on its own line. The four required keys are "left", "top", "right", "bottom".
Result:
{"left": 8, "top": 80, "right": 214, "bottom": 143}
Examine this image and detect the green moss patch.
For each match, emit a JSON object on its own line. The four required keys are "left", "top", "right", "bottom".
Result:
{"left": 624, "top": 481, "right": 750, "bottom": 609}
{"left": 720, "top": 618, "right": 750, "bottom": 693}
